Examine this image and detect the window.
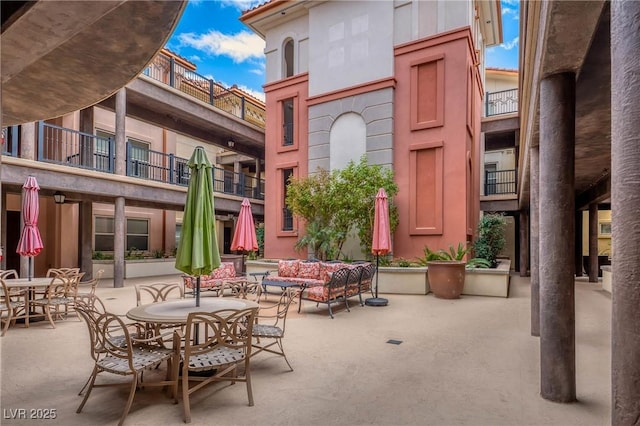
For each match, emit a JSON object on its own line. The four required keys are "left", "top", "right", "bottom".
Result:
{"left": 94, "top": 217, "right": 149, "bottom": 251}
{"left": 128, "top": 139, "right": 150, "bottom": 179}
{"left": 599, "top": 221, "right": 611, "bottom": 236}
{"left": 175, "top": 223, "right": 182, "bottom": 246}
{"left": 282, "top": 98, "right": 294, "bottom": 146}
{"left": 485, "top": 163, "right": 497, "bottom": 195}
{"left": 283, "top": 39, "right": 294, "bottom": 78}
{"left": 95, "top": 130, "right": 113, "bottom": 171}
{"left": 282, "top": 168, "right": 294, "bottom": 231}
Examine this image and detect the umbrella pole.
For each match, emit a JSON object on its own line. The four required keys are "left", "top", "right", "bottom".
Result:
{"left": 365, "top": 254, "right": 388, "bottom": 307}
{"left": 196, "top": 276, "right": 201, "bottom": 307}
{"left": 28, "top": 257, "right": 32, "bottom": 282}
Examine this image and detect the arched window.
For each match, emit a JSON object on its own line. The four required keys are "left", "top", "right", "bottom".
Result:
{"left": 283, "top": 39, "right": 294, "bottom": 78}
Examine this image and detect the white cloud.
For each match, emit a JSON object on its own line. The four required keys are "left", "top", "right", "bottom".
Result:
{"left": 218, "top": 80, "right": 265, "bottom": 102}
{"left": 218, "top": 0, "right": 266, "bottom": 12}
{"left": 177, "top": 30, "right": 265, "bottom": 63}
{"left": 501, "top": 36, "right": 519, "bottom": 51}
{"left": 502, "top": 7, "right": 518, "bottom": 19}
{"left": 502, "top": 0, "right": 519, "bottom": 5}
{"left": 249, "top": 68, "right": 264, "bottom": 75}
{"left": 189, "top": 55, "right": 201, "bottom": 62}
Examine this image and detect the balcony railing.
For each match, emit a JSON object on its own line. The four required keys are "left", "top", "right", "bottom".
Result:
{"left": 485, "top": 169, "right": 517, "bottom": 195}
{"left": 142, "top": 53, "right": 266, "bottom": 128}
{"left": 1, "top": 126, "right": 19, "bottom": 157}
{"left": 485, "top": 89, "right": 518, "bottom": 117}
{"left": 34, "top": 122, "right": 264, "bottom": 200}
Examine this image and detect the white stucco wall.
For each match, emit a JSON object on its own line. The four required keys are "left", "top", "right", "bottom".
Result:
{"left": 394, "top": 0, "right": 473, "bottom": 45}
{"left": 264, "top": 14, "right": 310, "bottom": 84}
{"left": 485, "top": 71, "right": 518, "bottom": 93}
{"left": 329, "top": 112, "right": 366, "bottom": 171}
{"left": 484, "top": 149, "right": 517, "bottom": 170}
{"left": 308, "top": 1, "right": 394, "bottom": 96}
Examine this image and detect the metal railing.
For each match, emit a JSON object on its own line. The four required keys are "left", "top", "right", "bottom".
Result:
{"left": 484, "top": 169, "right": 517, "bottom": 195}
{"left": 1, "top": 126, "right": 19, "bottom": 157}
{"left": 39, "top": 122, "right": 114, "bottom": 172}
{"left": 35, "top": 122, "right": 264, "bottom": 199}
{"left": 142, "top": 52, "right": 266, "bottom": 128}
{"left": 282, "top": 208, "right": 293, "bottom": 231}
{"left": 485, "top": 88, "right": 518, "bottom": 116}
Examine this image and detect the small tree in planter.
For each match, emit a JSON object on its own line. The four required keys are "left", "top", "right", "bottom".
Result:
{"left": 473, "top": 213, "right": 507, "bottom": 268}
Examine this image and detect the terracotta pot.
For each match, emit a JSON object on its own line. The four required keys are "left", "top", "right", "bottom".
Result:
{"left": 427, "top": 261, "right": 466, "bottom": 299}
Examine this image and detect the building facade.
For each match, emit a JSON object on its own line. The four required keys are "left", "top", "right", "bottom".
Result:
{"left": 242, "top": 0, "right": 502, "bottom": 260}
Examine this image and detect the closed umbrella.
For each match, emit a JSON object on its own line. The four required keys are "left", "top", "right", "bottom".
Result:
{"left": 175, "top": 147, "right": 221, "bottom": 307}
{"left": 231, "top": 198, "right": 258, "bottom": 253}
{"left": 365, "top": 188, "right": 390, "bottom": 307}
{"left": 16, "top": 176, "right": 44, "bottom": 281}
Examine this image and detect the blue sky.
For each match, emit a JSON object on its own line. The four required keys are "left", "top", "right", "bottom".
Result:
{"left": 166, "top": 0, "right": 519, "bottom": 101}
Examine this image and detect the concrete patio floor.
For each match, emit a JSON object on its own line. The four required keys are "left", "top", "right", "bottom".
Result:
{"left": 0, "top": 274, "right": 611, "bottom": 425}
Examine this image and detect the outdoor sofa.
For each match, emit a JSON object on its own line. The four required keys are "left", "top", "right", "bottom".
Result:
{"left": 181, "top": 262, "right": 247, "bottom": 296}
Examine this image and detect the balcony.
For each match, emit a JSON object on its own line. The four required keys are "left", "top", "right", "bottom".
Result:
{"left": 484, "top": 169, "right": 517, "bottom": 195}
{"left": 485, "top": 89, "right": 518, "bottom": 117}
{"left": 142, "top": 53, "right": 265, "bottom": 128}
{"left": 3, "top": 122, "right": 264, "bottom": 201}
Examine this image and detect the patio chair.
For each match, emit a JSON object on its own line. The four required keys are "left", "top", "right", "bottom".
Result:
{"left": 174, "top": 307, "right": 258, "bottom": 423}
{"left": 135, "top": 283, "right": 184, "bottom": 306}
{"left": 251, "top": 288, "right": 297, "bottom": 371}
{"left": 0, "top": 279, "right": 26, "bottom": 337}
{"left": 76, "top": 269, "right": 104, "bottom": 306}
{"left": 0, "top": 269, "right": 19, "bottom": 279}
{"left": 75, "top": 302, "right": 177, "bottom": 426}
{"left": 31, "top": 276, "right": 75, "bottom": 328}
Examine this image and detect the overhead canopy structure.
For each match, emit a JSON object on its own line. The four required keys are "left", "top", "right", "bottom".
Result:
{"left": 1, "top": 0, "right": 187, "bottom": 125}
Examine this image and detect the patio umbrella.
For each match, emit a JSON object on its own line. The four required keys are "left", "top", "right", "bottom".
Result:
{"left": 231, "top": 198, "right": 258, "bottom": 253}
{"left": 16, "top": 176, "right": 44, "bottom": 281}
{"left": 365, "top": 188, "right": 390, "bottom": 307}
{"left": 175, "top": 146, "right": 221, "bottom": 307}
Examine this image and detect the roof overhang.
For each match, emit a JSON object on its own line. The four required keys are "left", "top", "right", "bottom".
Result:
{"left": 476, "top": 0, "right": 503, "bottom": 46}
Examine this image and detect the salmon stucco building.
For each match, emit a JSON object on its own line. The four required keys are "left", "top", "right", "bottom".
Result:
{"left": 241, "top": 0, "right": 502, "bottom": 260}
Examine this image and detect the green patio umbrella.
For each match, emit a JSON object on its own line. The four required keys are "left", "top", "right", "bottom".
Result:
{"left": 175, "top": 146, "right": 221, "bottom": 307}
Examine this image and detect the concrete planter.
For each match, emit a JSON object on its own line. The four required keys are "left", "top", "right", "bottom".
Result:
{"left": 376, "top": 266, "right": 429, "bottom": 295}
{"left": 245, "top": 260, "right": 279, "bottom": 276}
{"left": 463, "top": 259, "right": 511, "bottom": 298}
{"left": 601, "top": 265, "right": 611, "bottom": 293}
{"left": 93, "top": 258, "right": 181, "bottom": 279}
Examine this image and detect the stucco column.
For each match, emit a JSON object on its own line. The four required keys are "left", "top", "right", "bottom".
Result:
{"left": 79, "top": 107, "right": 94, "bottom": 168}
{"left": 115, "top": 89, "right": 126, "bottom": 176}
{"left": 20, "top": 122, "right": 36, "bottom": 161}
{"left": 519, "top": 211, "right": 529, "bottom": 276}
{"left": 611, "top": 1, "right": 640, "bottom": 423}
{"left": 234, "top": 161, "right": 241, "bottom": 195}
{"left": 0, "top": 190, "right": 6, "bottom": 270}
{"left": 113, "top": 197, "right": 125, "bottom": 288}
{"left": 588, "top": 203, "right": 599, "bottom": 282}
{"left": 79, "top": 201, "right": 93, "bottom": 280}
{"left": 539, "top": 72, "right": 576, "bottom": 403}
{"left": 255, "top": 158, "right": 262, "bottom": 198}
{"left": 530, "top": 145, "right": 540, "bottom": 336}
{"left": 574, "top": 210, "right": 583, "bottom": 277}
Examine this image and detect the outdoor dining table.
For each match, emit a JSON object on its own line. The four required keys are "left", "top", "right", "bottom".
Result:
{"left": 126, "top": 297, "right": 259, "bottom": 325}
{"left": 3, "top": 277, "right": 54, "bottom": 324}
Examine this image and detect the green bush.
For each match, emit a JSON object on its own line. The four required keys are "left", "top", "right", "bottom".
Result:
{"left": 473, "top": 213, "right": 507, "bottom": 267}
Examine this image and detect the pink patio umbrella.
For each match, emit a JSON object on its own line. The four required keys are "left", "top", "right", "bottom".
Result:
{"left": 16, "top": 176, "right": 44, "bottom": 281}
{"left": 365, "top": 188, "right": 391, "bottom": 307}
{"left": 231, "top": 198, "right": 258, "bottom": 253}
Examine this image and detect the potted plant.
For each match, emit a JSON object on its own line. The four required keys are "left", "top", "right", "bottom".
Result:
{"left": 418, "top": 243, "right": 469, "bottom": 299}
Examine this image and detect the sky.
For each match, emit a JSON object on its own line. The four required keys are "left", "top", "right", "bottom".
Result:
{"left": 166, "top": 0, "right": 520, "bottom": 102}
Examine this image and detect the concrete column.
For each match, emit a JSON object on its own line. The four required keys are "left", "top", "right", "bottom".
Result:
{"left": 574, "top": 210, "right": 583, "bottom": 277}
{"left": 519, "top": 211, "right": 529, "bottom": 277}
{"left": 588, "top": 203, "right": 599, "bottom": 282}
{"left": 611, "top": 1, "right": 640, "bottom": 423}
{"left": 19, "top": 204, "right": 28, "bottom": 277}
{"left": 113, "top": 197, "right": 125, "bottom": 288}
{"left": 79, "top": 107, "right": 94, "bottom": 168}
{"left": 530, "top": 145, "right": 540, "bottom": 336}
{"left": 233, "top": 161, "right": 241, "bottom": 195}
{"left": 79, "top": 201, "right": 93, "bottom": 280}
{"left": 115, "top": 89, "right": 126, "bottom": 176}
{"left": 20, "top": 122, "right": 36, "bottom": 161}
{"left": 539, "top": 72, "right": 576, "bottom": 403}
{"left": 0, "top": 190, "right": 5, "bottom": 270}
{"left": 255, "top": 158, "right": 262, "bottom": 197}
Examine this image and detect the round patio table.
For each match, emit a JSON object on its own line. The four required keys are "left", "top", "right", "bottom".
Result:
{"left": 3, "top": 277, "right": 55, "bottom": 324}
{"left": 126, "top": 297, "right": 259, "bottom": 325}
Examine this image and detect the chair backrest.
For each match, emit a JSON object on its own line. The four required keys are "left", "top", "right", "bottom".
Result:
{"left": 46, "top": 267, "right": 80, "bottom": 278}
{"left": 326, "top": 267, "right": 351, "bottom": 289}
{"left": 79, "top": 306, "right": 136, "bottom": 370}
{"left": 78, "top": 269, "right": 104, "bottom": 296}
{"left": 43, "top": 276, "right": 72, "bottom": 301}
{"left": 135, "top": 283, "right": 184, "bottom": 306}
{"left": 0, "top": 270, "right": 19, "bottom": 280}
{"left": 182, "top": 308, "right": 258, "bottom": 362}
{"left": 358, "top": 263, "right": 375, "bottom": 290}
{"left": 258, "top": 288, "right": 297, "bottom": 332}
{"left": 0, "top": 279, "right": 13, "bottom": 310}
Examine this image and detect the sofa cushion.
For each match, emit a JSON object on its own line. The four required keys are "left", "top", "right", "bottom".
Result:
{"left": 298, "top": 261, "right": 321, "bottom": 280}
{"left": 278, "top": 260, "right": 300, "bottom": 277}
{"left": 305, "top": 285, "right": 344, "bottom": 302}
{"left": 210, "top": 262, "right": 236, "bottom": 279}
{"left": 320, "top": 262, "right": 346, "bottom": 283}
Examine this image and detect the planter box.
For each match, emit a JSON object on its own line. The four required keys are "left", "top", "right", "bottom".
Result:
{"left": 377, "top": 266, "right": 429, "bottom": 295}
{"left": 462, "top": 259, "right": 511, "bottom": 297}
{"left": 245, "top": 260, "right": 279, "bottom": 277}
{"left": 601, "top": 265, "right": 611, "bottom": 293}
{"left": 93, "top": 258, "right": 181, "bottom": 279}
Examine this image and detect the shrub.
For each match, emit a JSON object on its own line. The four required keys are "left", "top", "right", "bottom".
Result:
{"left": 473, "top": 213, "right": 507, "bottom": 267}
